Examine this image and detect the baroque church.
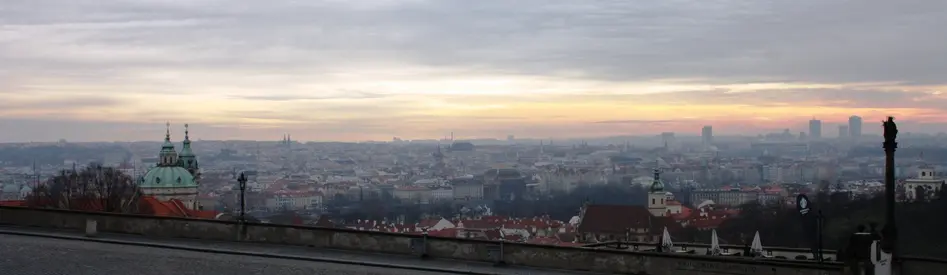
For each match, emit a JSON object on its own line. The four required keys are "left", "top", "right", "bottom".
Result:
{"left": 139, "top": 123, "right": 202, "bottom": 210}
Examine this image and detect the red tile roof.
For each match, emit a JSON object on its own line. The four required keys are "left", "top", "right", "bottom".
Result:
{"left": 577, "top": 204, "right": 653, "bottom": 234}
{"left": 0, "top": 200, "right": 25, "bottom": 207}
{"left": 139, "top": 196, "right": 221, "bottom": 219}
{"left": 688, "top": 218, "right": 726, "bottom": 229}
{"left": 428, "top": 228, "right": 459, "bottom": 238}
{"left": 418, "top": 218, "right": 441, "bottom": 228}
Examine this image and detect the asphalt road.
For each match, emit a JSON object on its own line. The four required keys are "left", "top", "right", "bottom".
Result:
{"left": 0, "top": 234, "right": 452, "bottom": 275}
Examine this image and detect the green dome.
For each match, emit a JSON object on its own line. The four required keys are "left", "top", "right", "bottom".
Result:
{"left": 140, "top": 166, "right": 197, "bottom": 188}
{"left": 179, "top": 145, "right": 194, "bottom": 157}
{"left": 650, "top": 169, "right": 664, "bottom": 192}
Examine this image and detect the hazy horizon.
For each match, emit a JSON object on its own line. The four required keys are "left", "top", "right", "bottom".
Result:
{"left": 3, "top": 1, "right": 946, "bottom": 142}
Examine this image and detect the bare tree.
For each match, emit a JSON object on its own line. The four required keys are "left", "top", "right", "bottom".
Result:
{"left": 26, "top": 164, "right": 142, "bottom": 214}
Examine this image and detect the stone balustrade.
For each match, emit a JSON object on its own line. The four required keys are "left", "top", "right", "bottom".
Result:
{"left": 0, "top": 206, "right": 848, "bottom": 275}
{"left": 584, "top": 241, "right": 837, "bottom": 261}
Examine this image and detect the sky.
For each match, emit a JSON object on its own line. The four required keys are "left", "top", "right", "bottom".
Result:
{"left": 2, "top": 0, "right": 946, "bottom": 142}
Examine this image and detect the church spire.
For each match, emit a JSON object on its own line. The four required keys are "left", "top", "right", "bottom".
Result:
{"left": 178, "top": 123, "right": 199, "bottom": 175}
{"left": 180, "top": 124, "right": 194, "bottom": 154}
{"left": 158, "top": 121, "right": 178, "bottom": 166}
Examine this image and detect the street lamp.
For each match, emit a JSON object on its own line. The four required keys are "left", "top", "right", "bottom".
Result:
{"left": 237, "top": 172, "right": 247, "bottom": 223}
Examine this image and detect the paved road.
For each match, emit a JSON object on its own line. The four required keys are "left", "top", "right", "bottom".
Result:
{"left": 0, "top": 234, "right": 451, "bottom": 275}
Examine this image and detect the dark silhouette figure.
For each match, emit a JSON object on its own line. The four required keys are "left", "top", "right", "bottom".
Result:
{"left": 847, "top": 225, "right": 875, "bottom": 275}
{"left": 845, "top": 224, "right": 874, "bottom": 275}
{"left": 869, "top": 223, "right": 882, "bottom": 242}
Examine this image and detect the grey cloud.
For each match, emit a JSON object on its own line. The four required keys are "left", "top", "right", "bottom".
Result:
{"left": 0, "top": 95, "right": 126, "bottom": 110}
{"left": 547, "top": 88, "right": 941, "bottom": 110}
{"left": 230, "top": 91, "right": 390, "bottom": 101}
{"left": 2, "top": 0, "right": 945, "bottom": 86}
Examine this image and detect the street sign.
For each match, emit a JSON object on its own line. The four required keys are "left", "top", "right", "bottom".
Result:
{"left": 796, "top": 194, "right": 811, "bottom": 216}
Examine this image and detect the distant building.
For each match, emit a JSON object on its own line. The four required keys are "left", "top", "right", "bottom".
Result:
{"left": 903, "top": 165, "right": 945, "bottom": 201}
{"left": 849, "top": 116, "right": 863, "bottom": 139}
{"left": 482, "top": 168, "right": 526, "bottom": 201}
{"left": 452, "top": 177, "right": 484, "bottom": 201}
{"left": 701, "top": 126, "right": 713, "bottom": 145}
{"left": 838, "top": 125, "right": 850, "bottom": 138}
{"left": 809, "top": 119, "right": 822, "bottom": 139}
{"left": 661, "top": 132, "right": 677, "bottom": 151}
{"left": 688, "top": 186, "right": 783, "bottom": 207}
{"left": 448, "top": 141, "right": 475, "bottom": 152}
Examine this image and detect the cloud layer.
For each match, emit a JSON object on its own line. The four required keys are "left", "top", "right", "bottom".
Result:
{"left": 1, "top": 0, "right": 946, "bottom": 141}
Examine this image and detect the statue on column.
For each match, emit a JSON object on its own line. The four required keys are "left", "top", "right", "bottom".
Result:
{"left": 883, "top": 117, "right": 898, "bottom": 144}
{"left": 877, "top": 116, "right": 897, "bottom": 275}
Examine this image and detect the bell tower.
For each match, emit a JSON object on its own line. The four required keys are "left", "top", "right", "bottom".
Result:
{"left": 158, "top": 122, "right": 178, "bottom": 167}
{"left": 648, "top": 169, "right": 668, "bottom": 217}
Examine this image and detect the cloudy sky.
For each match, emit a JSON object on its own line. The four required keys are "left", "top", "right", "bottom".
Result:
{"left": 2, "top": 0, "right": 946, "bottom": 142}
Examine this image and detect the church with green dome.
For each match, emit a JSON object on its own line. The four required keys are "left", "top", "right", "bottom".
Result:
{"left": 140, "top": 123, "right": 202, "bottom": 210}
{"left": 647, "top": 168, "right": 669, "bottom": 217}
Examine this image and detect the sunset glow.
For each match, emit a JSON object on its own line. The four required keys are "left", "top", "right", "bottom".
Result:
{"left": 2, "top": 0, "right": 946, "bottom": 142}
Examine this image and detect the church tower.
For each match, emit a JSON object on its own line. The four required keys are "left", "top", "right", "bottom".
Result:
{"left": 158, "top": 122, "right": 178, "bottom": 166}
{"left": 141, "top": 122, "right": 200, "bottom": 209}
{"left": 648, "top": 169, "right": 668, "bottom": 217}
{"left": 177, "top": 124, "right": 200, "bottom": 180}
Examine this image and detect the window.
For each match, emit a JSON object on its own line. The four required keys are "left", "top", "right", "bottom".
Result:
{"left": 652, "top": 198, "right": 655, "bottom": 204}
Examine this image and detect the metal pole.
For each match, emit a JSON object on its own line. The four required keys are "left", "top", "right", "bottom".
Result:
{"left": 881, "top": 117, "right": 898, "bottom": 255}
{"left": 498, "top": 233, "right": 506, "bottom": 266}
{"left": 421, "top": 228, "right": 429, "bottom": 259}
{"left": 817, "top": 210, "right": 824, "bottom": 263}
{"left": 238, "top": 172, "right": 247, "bottom": 223}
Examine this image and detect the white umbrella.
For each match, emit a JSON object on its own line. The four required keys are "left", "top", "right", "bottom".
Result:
{"left": 661, "top": 227, "right": 673, "bottom": 252}
{"left": 710, "top": 229, "right": 721, "bottom": 255}
{"left": 750, "top": 231, "right": 764, "bottom": 256}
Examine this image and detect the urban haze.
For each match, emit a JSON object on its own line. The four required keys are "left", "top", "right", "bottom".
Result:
{"left": 2, "top": 1, "right": 947, "bottom": 275}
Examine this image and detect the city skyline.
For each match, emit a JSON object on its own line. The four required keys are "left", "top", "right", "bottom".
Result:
{"left": 2, "top": 1, "right": 946, "bottom": 142}
{"left": 0, "top": 116, "right": 926, "bottom": 143}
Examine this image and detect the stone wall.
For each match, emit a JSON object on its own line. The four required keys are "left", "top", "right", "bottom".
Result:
{"left": 0, "top": 206, "right": 844, "bottom": 275}
{"left": 585, "top": 241, "right": 837, "bottom": 261}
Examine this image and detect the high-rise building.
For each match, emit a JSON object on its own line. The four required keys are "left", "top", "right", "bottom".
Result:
{"left": 701, "top": 125, "right": 713, "bottom": 145}
{"left": 809, "top": 119, "right": 822, "bottom": 139}
{"left": 661, "top": 132, "right": 676, "bottom": 151}
{"left": 839, "top": 125, "right": 850, "bottom": 138}
{"left": 848, "top": 116, "right": 862, "bottom": 138}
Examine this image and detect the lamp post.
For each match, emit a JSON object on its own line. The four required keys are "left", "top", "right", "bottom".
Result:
{"left": 881, "top": 116, "right": 898, "bottom": 255}
{"left": 237, "top": 172, "right": 247, "bottom": 223}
